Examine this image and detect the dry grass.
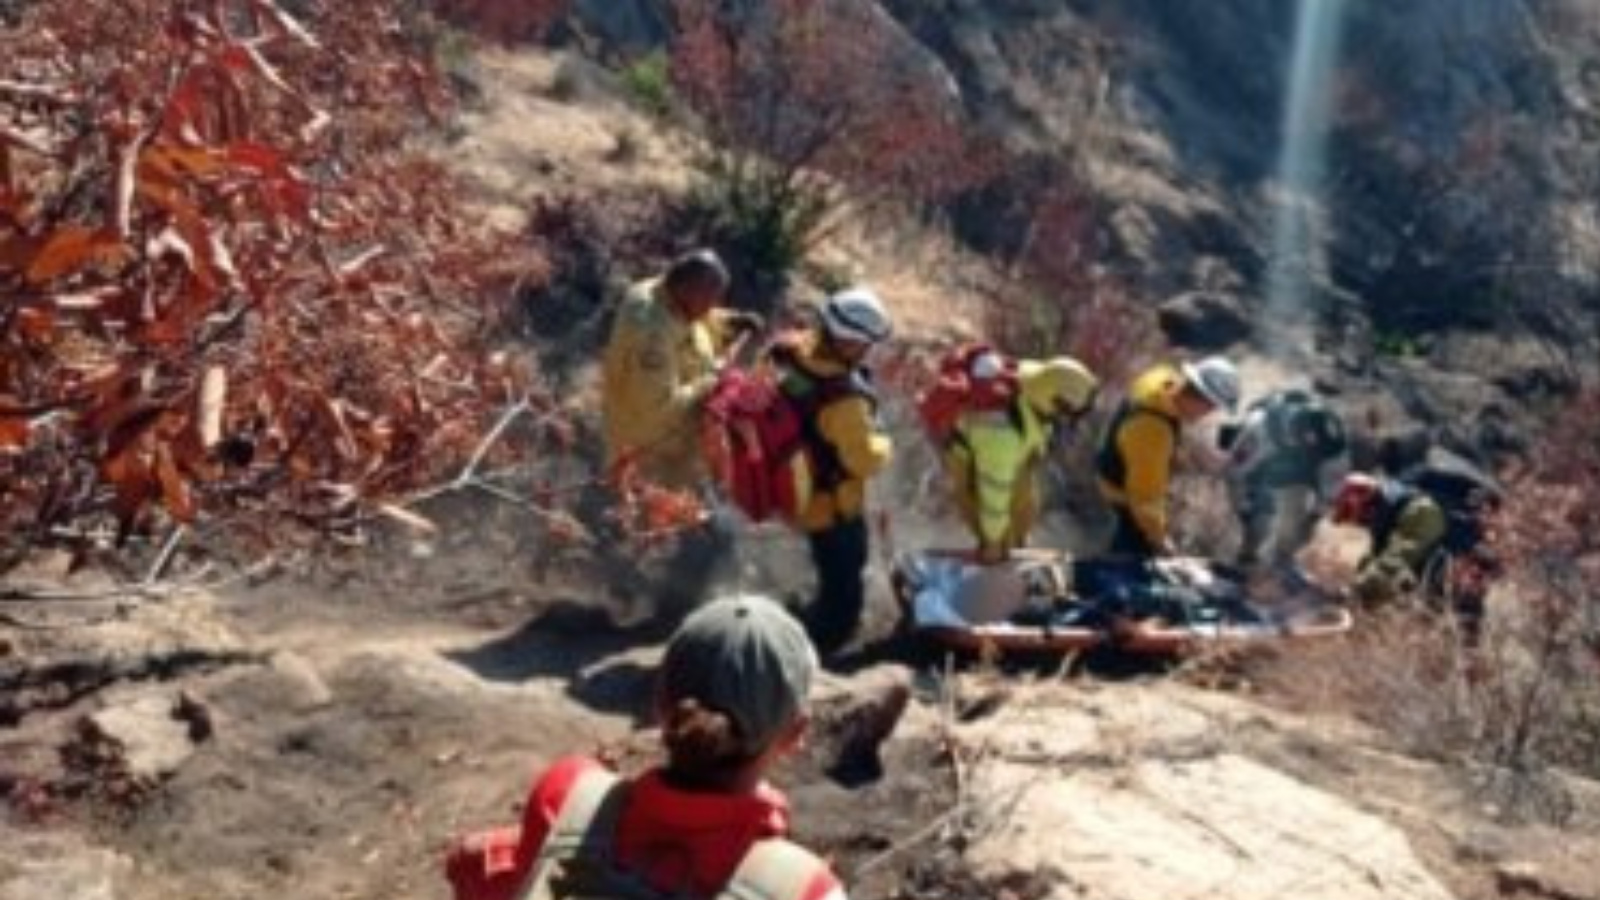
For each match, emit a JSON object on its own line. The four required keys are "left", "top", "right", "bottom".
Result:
{"left": 1257, "top": 594, "right": 1600, "bottom": 820}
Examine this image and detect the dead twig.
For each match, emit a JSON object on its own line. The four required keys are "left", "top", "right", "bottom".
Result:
{"left": 1, "top": 583, "right": 170, "bottom": 603}
{"left": 0, "top": 607, "right": 128, "bottom": 630}
{"left": 0, "top": 80, "right": 78, "bottom": 105}
{"left": 375, "top": 401, "right": 597, "bottom": 543}
{"left": 456, "top": 397, "right": 532, "bottom": 487}
{"left": 850, "top": 804, "right": 971, "bottom": 879}
{"left": 0, "top": 121, "right": 58, "bottom": 156}
{"left": 143, "top": 524, "right": 187, "bottom": 585}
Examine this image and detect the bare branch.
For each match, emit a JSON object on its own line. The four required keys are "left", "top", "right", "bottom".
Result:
{"left": 0, "top": 80, "right": 77, "bottom": 105}
{"left": 0, "top": 121, "right": 58, "bottom": 156}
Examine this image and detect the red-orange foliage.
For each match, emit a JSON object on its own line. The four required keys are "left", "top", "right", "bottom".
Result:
{"left": 0, "top": 0, "right": 539, "bottom": 564}
{"left": 669, "top": 0, "right": 992, "bottom": 217}
{"left": 607, "top": 454, "right": 708, "bottom": 546}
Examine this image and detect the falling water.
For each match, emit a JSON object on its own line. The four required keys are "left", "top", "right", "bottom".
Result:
{"left": 1265, "top": 0, "right": 1348, "bottom": 324}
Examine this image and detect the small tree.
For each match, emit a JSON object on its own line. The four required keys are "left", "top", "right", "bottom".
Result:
{"left": 986, "top": 178, "right": 1160, "bottom": 387}
{"left": 667, "top": 0, "right": 990, "bottom": 295}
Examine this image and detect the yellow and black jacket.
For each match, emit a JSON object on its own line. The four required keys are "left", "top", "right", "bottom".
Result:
{"left": 1096, "top": 364, "right": 1185, "bottom": 550}
{"left": 771, "top": 334, "right": 893, "bottom": 533}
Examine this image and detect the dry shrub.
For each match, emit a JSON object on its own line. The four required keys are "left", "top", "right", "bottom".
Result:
{"left": 1268, "top": 612, "right": 1484, "bottom": 758}
{"left": 666, "top": 0, "right": 993, "bottom": 299}
{"left": 985, "top": 180, "right": 1163, "bottom": 404}
{"left": 0, "top": 0, "right": 551, "bottom": 571}
{"left": 513, "top": 192, "right": 678, "bottom": 377}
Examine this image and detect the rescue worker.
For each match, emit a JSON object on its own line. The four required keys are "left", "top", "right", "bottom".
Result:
{"left": 772, "top": 288, "right": 894, "bottom": 656}
{"left": 601, "top": 249, "right": 762, "bottom": 489}
{"left": 1096, "top": 356, "right": 1240, "bottom": 558}
{"left": 445, "top": 594, "right": 847, "bottom": 900}
{"left": 1329, "top": 470, "right": 1500, "bottom": 643}
{"left": 1219, "top": 388, "right": 1350, "bottom": 576}
{"left": 942, "top": 354, "right": 1099, "bottom": 563}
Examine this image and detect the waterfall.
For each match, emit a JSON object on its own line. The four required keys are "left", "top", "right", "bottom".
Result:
{"left": 1265, "top": 0, "right": 1349, "bottom": 324}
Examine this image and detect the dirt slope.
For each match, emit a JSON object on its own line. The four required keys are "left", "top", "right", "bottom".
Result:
{"left": 5, "top": 569, "right": 1599, "bottom": 900}
{"left": 6, "top": 37, "right": 1600, "bottom": 900}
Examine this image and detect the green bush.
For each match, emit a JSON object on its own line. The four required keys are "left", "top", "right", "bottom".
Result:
{"left": 1374, "top": 329, "right": 1421, "bottom": 359}
{"left": 620, "top": 52, "right": 674, "bottom": 119}
{"left": 680, "top": 151, "right": 832, "bottom": 305}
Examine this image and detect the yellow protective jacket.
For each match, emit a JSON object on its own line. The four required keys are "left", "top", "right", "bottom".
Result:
{"left": 775, "top": 334, "right": 893, "bottom": 533}
{"left": 1096, "top": 364, "right": 1184, "bottom": 550}
{"left": 601, "top": 277, "right": 733, "bottom": 488}
{"left": 1354, "top": 493, "right": 1448, "bottom": 603}
{"left": 943, "top": 400, "right": 1047, "bottom": 553}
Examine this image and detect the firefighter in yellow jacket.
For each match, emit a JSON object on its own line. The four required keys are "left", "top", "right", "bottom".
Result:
{"left": 601, "top": 250, "right": 760, "bottom": 488}
{"left": 770, "top": 288, "right": 895, "bottom": 655}
{"left": 943, "top": 356, "right": 1099, "bottom": 563}
{"left": 1096, "top": 357, "right": 1240, "bottom": 558}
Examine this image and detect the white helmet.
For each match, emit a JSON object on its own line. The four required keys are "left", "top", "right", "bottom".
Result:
{"left": 1181, "top": 356, "right": 1241, "bottom": 413}
{"left": 820, "top": 287, "right": 893, "bottom": 345}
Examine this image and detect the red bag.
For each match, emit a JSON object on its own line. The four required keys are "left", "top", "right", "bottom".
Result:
{"left": 701, "top": 368, "right": 821, "bottom": 523}
{"left": 917, "top": 344, "right": 1019, "bottom": 442}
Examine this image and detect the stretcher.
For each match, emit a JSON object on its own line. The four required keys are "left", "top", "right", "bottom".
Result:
{"left": 889, "top": 548, "right": 1353, "bottom": 657}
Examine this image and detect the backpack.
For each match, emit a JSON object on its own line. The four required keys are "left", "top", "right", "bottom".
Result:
{"left": 916, "top": 344, "right": 1020, "bottom": 443}
{"left": 517, "top": 768, "right": 827, "bottom": 900}
{"left": 700, "top": 363, "right": 860, "bottom": 524}
{"left": 1400, "top": 450, "right": 1503, "bottom": 554}
{"left": 1261, "top": 391, "right": 1346, "bottom": 461}
{"left": 1072, "top": 558, "right": 1258, "bottom": 628}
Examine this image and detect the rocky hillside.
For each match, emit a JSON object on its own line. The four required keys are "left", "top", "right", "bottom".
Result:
{"left": 565, "top": 0, "right": 1600, "bottom": 340}
{"left": 561, "top": 0, "right": 1597, "bottom": 464}
{"left": 883, "top": 0, "right": 1600, "bottom": 335}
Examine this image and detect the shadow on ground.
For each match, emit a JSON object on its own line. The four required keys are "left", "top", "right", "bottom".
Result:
{"left": 443, "top": 599, "right": 677, "bottom": 723}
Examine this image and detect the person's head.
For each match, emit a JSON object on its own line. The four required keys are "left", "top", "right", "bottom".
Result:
{"left": 662, "top": 248, "right": 730, "bottom": 321}
{"left": 1331, "top": 472, "right": 1383, "bottom": 527}
{"left": 1176, "top": 356, "right": 1240, "bottom": 422}
{"left": 656, "top": 594, "right": 818, "bottom": 791}
{"left": 818, "top": 287, "right": 892, "bottom": 366}
{"left": 1019, "top": 356, "right": 1098, "bottom": 423}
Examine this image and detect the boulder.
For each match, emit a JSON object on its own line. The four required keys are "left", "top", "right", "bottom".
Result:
{"left": 1158, "top": 291, "right": 1253, "bottom": 350}
{"left": 955, "top": 687, "right": 1456, "bottom": 900}
{"left": 85, "top": 692, "right": 198, "bottom": 783}
{"left": 1496, "top": 860, "right": 1600, "bottom": 900}
{"left": 812, "top": 665, "right": 915, "bottom": 786}
{"left": 968, "top": 753, "right": 1456, "bottom": 900}
{"left": 267, "top": 652, "right": 335, "bottom": 712}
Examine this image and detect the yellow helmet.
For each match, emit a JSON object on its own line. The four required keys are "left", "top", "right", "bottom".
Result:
{"left": 1018, "top": 357, "right": 1099, "bottom": 418}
